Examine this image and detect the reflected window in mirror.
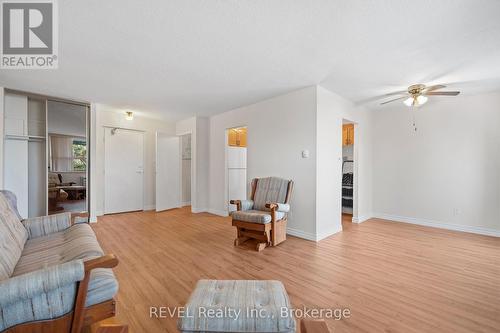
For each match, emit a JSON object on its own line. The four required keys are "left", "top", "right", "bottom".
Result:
{"left": 49, "top": 135, "right": 87, "bottom": 172}
{"left": 72, "top": 139, "right": 87, "bottom": 171}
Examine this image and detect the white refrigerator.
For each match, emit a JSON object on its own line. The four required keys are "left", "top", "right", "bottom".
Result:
{"left": 227, "top": 146, "right": 247, "bottom": 212}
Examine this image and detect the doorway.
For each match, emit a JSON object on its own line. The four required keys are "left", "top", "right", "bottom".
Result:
{"left": 341, "top": 121, "right": 355, "bottom": 228}
{"left": 180, "top": 134, "right": 192, "bottom": 207}
{"left": 226, "top": 126, "right": 247, "bottom": 212}
{"left": 104, "top": 127, "right": 144, "bottom": 214}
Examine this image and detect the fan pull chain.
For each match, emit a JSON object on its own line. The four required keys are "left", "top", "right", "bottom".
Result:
{"left": 412, "top": 110, "right": 418, "bottom": 132}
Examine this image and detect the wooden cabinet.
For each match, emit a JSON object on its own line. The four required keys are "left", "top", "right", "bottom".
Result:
{"left": 342, "top": 124, "right": 354, "bottom": 146}
{"left": 228, "top": 127, "right": 247, "bottom": 147}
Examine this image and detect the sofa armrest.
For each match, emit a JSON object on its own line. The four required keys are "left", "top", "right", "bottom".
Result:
{"left": 230, "top": 199, "right": 254, "bottom": 211}
{"left": 22, "top": 212, "right": 72, "bottom": 239}
{"left": 265, "top": 202, "right": 290, "bottom": 213}
{"left": 71, "top": 211, "right": 90, "bottom": 224}
{"left": 71, "top": 254, "right": 119, "bottom": 333}
{"left": 84, "top": 254, "right": 119, "bottom": 272}
{"left": 0, "top": 259, "right": 84, "bottom": 307}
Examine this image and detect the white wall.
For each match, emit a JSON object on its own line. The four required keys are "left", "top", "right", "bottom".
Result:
{"left": 196, "top": 118, "right": 210, "bottom": 211}
{"left": 208, "top": 87, "right": 318, "bottom": 238}
{"left": 372, "top": 91, "right": 500, "bottom": 235}
{"left": 316, "top": 86, "right": 373, "bottom": 239}
{"left": 90, "top": 104, "right": 175, "bottom": 221}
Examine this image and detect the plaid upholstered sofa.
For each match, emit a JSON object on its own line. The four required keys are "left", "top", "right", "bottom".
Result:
{"left": 0, "top": 190, "right": 119, "bottom": 332}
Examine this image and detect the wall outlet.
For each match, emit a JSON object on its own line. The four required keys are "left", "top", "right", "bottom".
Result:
{"left": 301, "top": 150, "right": 309, "bottom": 158}
{"left": 453, "top": 208, "right": 461, "bottom": 216}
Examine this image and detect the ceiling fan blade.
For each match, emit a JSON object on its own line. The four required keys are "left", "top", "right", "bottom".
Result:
{"left": 425, "top": 91, "right": 460, "bottom": 96}
{"left": 382, "top": 90, "right": 408, "bottom": 97}
{"left": 380, "top": 96, "right": 407, "bottom": 105}
{"left": 422, "top": 84, "right": 446, "bottom": 93}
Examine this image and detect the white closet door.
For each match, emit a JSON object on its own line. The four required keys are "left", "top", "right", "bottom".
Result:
{"left": 104, "top": 128, "right": 144, "bottom": 214}
{"left": 155, "top": 133, "right": 181, "bottom": 212}
{"left": 4, "top": 139, "right": 29, "bottom": 218}
{"left": 28, "top": 141, "right": 46, "bottom": 217}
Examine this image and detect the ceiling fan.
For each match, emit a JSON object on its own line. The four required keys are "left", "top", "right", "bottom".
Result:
{"left": 381, "top": 84, "right": 460, "bottom": 107}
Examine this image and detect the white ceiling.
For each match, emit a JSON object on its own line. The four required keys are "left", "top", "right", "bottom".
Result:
{"left": 1, "top": 0, "right": 500, "bottom": 120}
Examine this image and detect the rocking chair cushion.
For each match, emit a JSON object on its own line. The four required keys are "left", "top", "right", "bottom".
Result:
{"left": 253, "top": 177, "right": 289, "bottom": 211}
{"left": 232, "top": 210, "right": 285, "bottom": 224}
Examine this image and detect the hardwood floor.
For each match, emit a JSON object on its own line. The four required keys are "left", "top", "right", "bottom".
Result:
{"left": 92, "top": 207, "right": 500, "bottom": 333}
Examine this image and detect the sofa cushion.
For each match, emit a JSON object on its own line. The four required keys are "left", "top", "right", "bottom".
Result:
{"left": 13, "top": 224, "right": 103, "bottom": 275}
{"left": 22, "top": 212, "right": 72, "bottom": 239}
{"left": 0, "top": 260, "right": 118, "bottom": 331}
{"left": 178, "top": 280, "right": 295, "bottom": 333}
{"left": 0, "top": 261, "right": 83, "bottom": 331}
{"left": 12, "top": 223, "right": 118, "bottom": 308}
{"left": 0, "top": 193, "right": 28, "bottom": 280}
{"left": 231, "top": 210, "right": 285, "bottom": 224}
{"left": 253, "top": 177, "right": 290, "bottom": 211}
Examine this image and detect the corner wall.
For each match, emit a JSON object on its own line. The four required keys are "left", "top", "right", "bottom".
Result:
{"left": 208, "top": 87, "right": 318, "bottom": 239}
{"left": 316, "top": 86, "right": 373, "bottom": 239}
{"left": 372, "top": 91, "right": 500, "bottom": 236}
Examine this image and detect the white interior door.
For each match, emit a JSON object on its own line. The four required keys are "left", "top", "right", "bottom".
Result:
{"left": 156, "top": 133, "right": 181, "bottom": 212}
{"left": 104, "top": 128, "right": 144, "bottom": 214}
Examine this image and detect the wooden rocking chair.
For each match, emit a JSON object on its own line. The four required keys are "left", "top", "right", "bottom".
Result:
{"left": 230, "top": 177, "right": 293, "bottom": 251}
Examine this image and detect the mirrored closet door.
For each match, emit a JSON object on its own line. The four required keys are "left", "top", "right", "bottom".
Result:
{"left": 3, "top": 90, "right": 90, "bottom": 219}
{"left": 47, "top": 101, "right": 89, "bottom": 215}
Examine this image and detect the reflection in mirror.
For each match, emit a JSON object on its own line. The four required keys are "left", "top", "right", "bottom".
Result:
{"left": 47, "top": 101, "right": 88, "bottom": 215}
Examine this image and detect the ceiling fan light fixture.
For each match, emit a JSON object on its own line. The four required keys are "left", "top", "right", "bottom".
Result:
{"left": 404, "top": 97, "right": 414, "bottom": 107}
{"left": 417, "top": 95, "right": 428, "bottom": 105}
{"left": 403, "top": 95, "right": 428, "bottom": 107}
